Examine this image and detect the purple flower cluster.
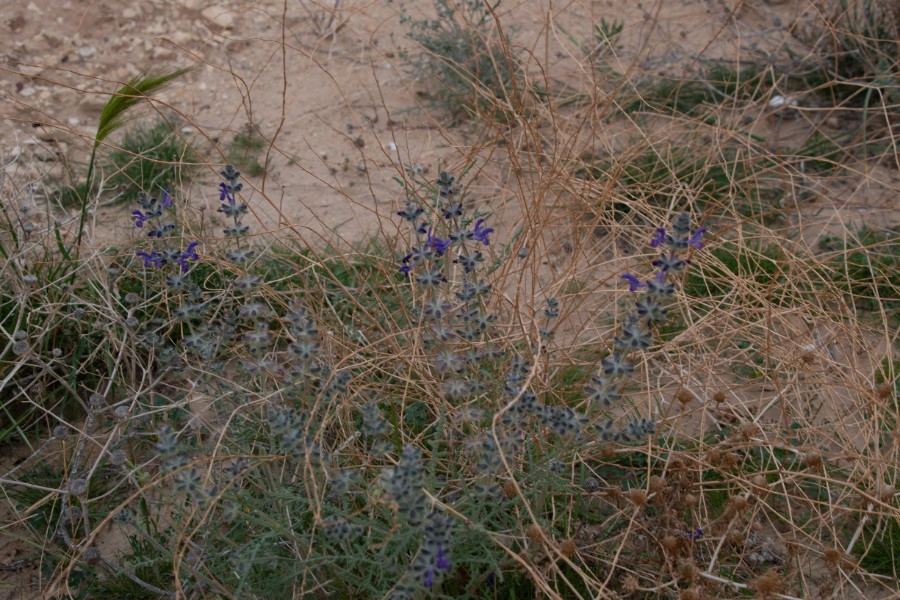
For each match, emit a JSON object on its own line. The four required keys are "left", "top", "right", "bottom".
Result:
{"left": 132, "top": 190, "right": 199, "bottom": 273}
{"left": 396, "top": 172, "right": 493, "bottom": 277}
{"left": 219, "top": 165, "right": 250, "bottom": 238}
{"left": 410, "top": 512, "right": 453, "bottom": 589}
{"left": 582, "top": 213, "right": 707, "bottom": 437}
{"left": 380, "top": 445, "right": 428, "bottom": 526}
{"left": 622, "top": 212, "right": 705, "bottom": 288}
{"left": 132, "top": 190, "right": 174, "bottom": 237}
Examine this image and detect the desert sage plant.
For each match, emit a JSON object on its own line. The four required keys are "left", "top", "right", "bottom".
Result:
{"left": 1, "top": 166, "right": 708, "bottom": 598}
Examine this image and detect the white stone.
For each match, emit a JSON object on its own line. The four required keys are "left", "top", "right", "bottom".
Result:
{"left": 201, "top": 6, "right": 236, "bottom": 30}
{"left": 77, "top": 46, "right": 96, "bottom": 59}
{"left": 151, "top": 47, "right": 176, "bottom": 60}
{"left": 18, "top": 64, "right": 43, "bottom": 77}
{"left": 32, "top": 145, "right": 57, "bottom": 162}
{"left": 768, "top": 95, "right": 798, "bottom": 109}
{"left": 171, "top": 30, "right": 193, "bottom": 44}
{"left": 19, "top": 86, "right": 35, "bottom": 97}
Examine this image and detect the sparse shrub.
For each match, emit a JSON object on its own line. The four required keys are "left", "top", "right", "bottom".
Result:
{"left": 808, "top": 0, "right": 900, "bottom": 163}
{"left": 107, "top": 117, "right": 199, "bottom": 202}
{"left": 226, "top": 124, "right": 268, "bottom": 178}
{"left": 1, "top": 163, "right": 708, "bottom": 597}
{"left": 817, "top": 226, "right": 900, "bottom": 324}
{"left": 396, "top": 0, "right": 520, "bottom": 121}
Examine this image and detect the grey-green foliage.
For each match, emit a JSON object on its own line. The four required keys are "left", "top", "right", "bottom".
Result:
{"left": 399, "top": 0, "right": 518, "bottom": 120}
{"left": 7, "top": 169, "right": 703, "bottom": 600}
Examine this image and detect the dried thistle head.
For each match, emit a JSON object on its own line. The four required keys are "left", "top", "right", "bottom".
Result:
{"left": 627, "top": 488, "right": 648, "bottom": 507}
{"left": 727, "top": 494, "right": 749, "bottom": 515}
{"left": 750, "top": 474, "right": 769, "bottom": 496}
{"left": 648, "top": 475, "right": 667, "bottom": 494}
{"left": 675, "top": 388, "right": 694, "bottom": 406}
{"left": 621, "top": 574, "right": 640, "bottom": 594}
{"left": 823, "top": 547, "right": 849, "bottom": 570}
{"left": 558, "top": 538, "right": 577, "bottom": 558}
{"left": 712, "top": 390, "right": 726, "bottom": 404}
{"left": 501, "top": 480, "right": 517, "bottom": 499}
{"left": 661, "top": 535, "right": 681, "bottom": 555}
{"left": 751, "top": 570, "right": 783, "bottom": 598}
{"left": 678, "top": 559, "right": 698, "bottom": 583}
{"left": 526, "top": 524, "right": 544, "bottom": 544}
{"left": 721, "top": 452, "right": 740, "bottom": 469}
{"left": 736, "top": 422, "right": 760, "bottom": 441}
{"left": 726, "top": 530, "right": 745, "bottom": 547}
{"left": 679, "top": 587, "right": 702, "bottom": 600}
{"left": 803, "top": 450, "right": 824, "bottom": 470}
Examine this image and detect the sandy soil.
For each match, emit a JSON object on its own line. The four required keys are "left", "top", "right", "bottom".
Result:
{"left": 2, "top": 0, "right": 894, "bottom": 252}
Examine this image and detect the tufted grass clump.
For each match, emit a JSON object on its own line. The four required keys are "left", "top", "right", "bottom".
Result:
{"left": 396, "top": 0, "right": 521, "bottom": 122}
{"left": 106, "top": 117, "right": 199, "bottom": 203}
{"left": 816, "top": 226, "right": 900, "bottom": 325}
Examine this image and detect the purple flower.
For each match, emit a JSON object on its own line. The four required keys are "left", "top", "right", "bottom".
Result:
{"left": 686, "top": 528, "right": 703, "bottom": 541}
{"left": 621, "top": 273, "right": 645, "bottom": 292}
{"left": 219, "top": 181, "right": 233, "bottom": 203}
{"left": 471, "top": 219, "right": 494, "bottom": 245}
{"left": 427, "top": 229, "right": 452, "bottom": 256}
{"left": 177, "top": 242, "right": 200, "bottom": 272}
{"left": 161, "top": 189, "right": 174, "bottom": 209}
{"left": 424, "top": 546, "right": 451, "bottom": 588}
{"left": 399, "top": 263, "right": 413, "bottom": 275}
{"left": 435, "top": 546, "right": 451, "bottom": 571}
{"left": 443, "top": 202, "right": 463, "bottom": 219}
{"left": 688, "top": 227, "right": 707, "bottom": 250}
{"left": 646, "top": 270, "right": 674, "bottom": 296}
{"left": 136, "top": 250, "right": 165, "bottom": 269}
{"left": 397, "top": 200, "right": 424, "bottom": 222}
{"left": 147, "top": 223, "right": 175, "bottom": 238}
{"left": 650, "top": 227, "right": 667, "bottom": 248}
{"left": 132, "top": 210, "right": 149, "bottom": 228}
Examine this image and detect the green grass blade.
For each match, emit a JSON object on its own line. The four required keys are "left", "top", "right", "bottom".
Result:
{"left": 93, "top": 68, "right": 190, "bottom": 149}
